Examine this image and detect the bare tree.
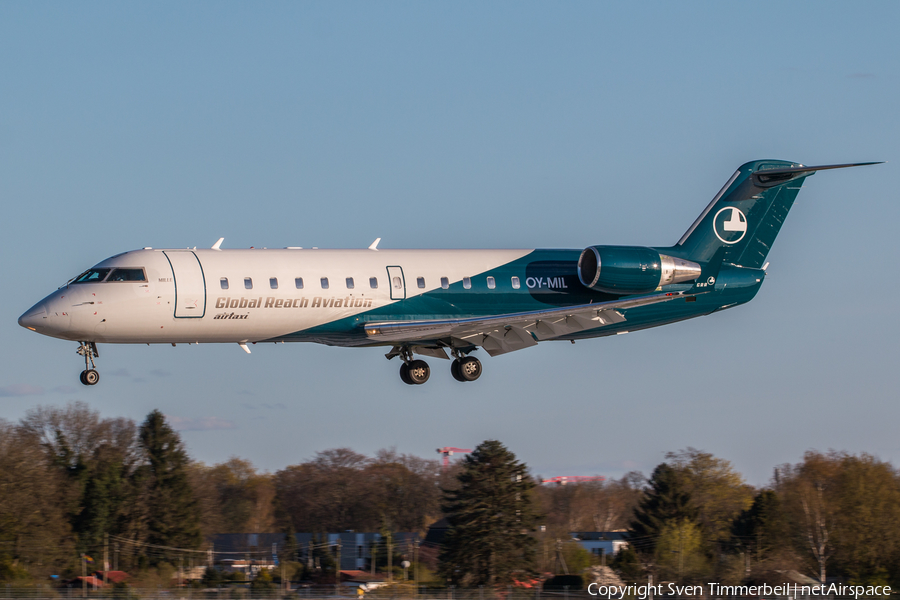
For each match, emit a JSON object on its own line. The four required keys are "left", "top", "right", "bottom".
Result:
{"left": 776, "top": 452, "right": 840, "bottom": 584}
{"left": 799, "top": 480, "right": 830, "bottom": 584}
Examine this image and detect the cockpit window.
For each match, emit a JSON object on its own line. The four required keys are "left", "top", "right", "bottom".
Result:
{"left": 73, "top": 268, "right": 111, "bottom": 283}
{"left": 107, "top": 268, "right": 146, "bottom": 282}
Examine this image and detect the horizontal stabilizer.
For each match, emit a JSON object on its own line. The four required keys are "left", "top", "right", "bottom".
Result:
{"left": 753, "top": 162, "right": 882, "bottom": 186}
{"left": 673, "top": 159, "right": 882, "bottom": 269}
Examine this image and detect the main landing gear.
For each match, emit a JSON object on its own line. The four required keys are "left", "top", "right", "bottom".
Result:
{"left": 395, "top": 347, "right": 431, "bottom": 385}
{"left": 451, "top": 354, "right": 482, "bottom": 382}
{"left": 392, "top": 347, "right": 482, "bottom": 384}
{"left": 77, "top": 341, "right": 100, "bottom": 386}
{"left": 400, "top": 359, "right": 431, "bottom": 385}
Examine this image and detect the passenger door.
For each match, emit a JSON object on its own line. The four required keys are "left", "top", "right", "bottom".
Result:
{"left": 386, "top": 266, "right": 406, "bottom": 301}
{"left": 163, "top": 251, "right": 207, "bottom": 318}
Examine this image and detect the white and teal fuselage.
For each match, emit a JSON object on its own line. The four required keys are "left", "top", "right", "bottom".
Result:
{"left": 18, "top": 246, "right": 756, "bottom": 346}
{"left": 19, "top": 159, "right": 878, "bottom": 383}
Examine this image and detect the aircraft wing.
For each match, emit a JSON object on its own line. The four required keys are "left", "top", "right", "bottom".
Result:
{"left": 363, "top": 291, "right": 687, "bottom": 357}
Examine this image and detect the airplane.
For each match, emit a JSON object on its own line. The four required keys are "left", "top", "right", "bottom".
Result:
{"left": 18, "top": 159, "right": 879, "bottom": 386}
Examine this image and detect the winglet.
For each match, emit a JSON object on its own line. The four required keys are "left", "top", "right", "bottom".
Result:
{"left": 212, "top": 237, "right": 225, "bottom": 250}
{"left": 238, "top": 343, "right": 251, "bottom": 354}
{"left": 368, "top": 238, "right": 381, "bottom": 251}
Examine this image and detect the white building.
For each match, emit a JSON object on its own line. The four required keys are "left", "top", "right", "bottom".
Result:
{"left": 571, "top": 532, "right": 629, "bottom": 558}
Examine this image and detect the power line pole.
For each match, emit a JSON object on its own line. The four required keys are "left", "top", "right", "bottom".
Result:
{"left": 413, "top": 541, "right": 419, "bottom": 594}
{"left": 335, "top": 538, "right": 342, "bottom": 594}
{"left": 387, "top": 533, "right": 393, "bottom": 583}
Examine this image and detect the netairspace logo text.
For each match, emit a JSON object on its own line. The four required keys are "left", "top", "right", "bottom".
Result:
{"left": 587, "top": 583, "right": 893, "bottom": 599}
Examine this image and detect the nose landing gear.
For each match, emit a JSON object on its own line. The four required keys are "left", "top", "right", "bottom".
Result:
{"left": 77, "top": 342, "right": 100, "bottom": 386}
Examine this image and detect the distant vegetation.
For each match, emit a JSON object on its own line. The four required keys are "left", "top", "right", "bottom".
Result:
{"left": 2, "top": 402, "right": 899, "bottom": 588}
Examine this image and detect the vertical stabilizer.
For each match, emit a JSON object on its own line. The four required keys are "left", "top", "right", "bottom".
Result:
{"left": 665, "top": 160, "right": 879, "bottom": 269}
{"left": 666, "top": 160, "right": 808, "bottom": 269}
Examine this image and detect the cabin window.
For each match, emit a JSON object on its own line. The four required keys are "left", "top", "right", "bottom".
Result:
{"left": 73, "top": 268, "right": 111, "bottom": 283}
{"left": 463, "top": 277, "right": 471, "bottom": 289}
{"left": 321, "top": 277, "right": 329, "bottom": 289}
{"left": 106, "top": 268, "right": 146, "bottom": 282}
{"left": 511, "top": 276, "right": 520, "bottom": 289}
{"left": 295, "top": 277, "right": 304, "bottom": 289}
{"left": 244, "top": 277, "right": 253, "bottom": 290}
{"left": 369, "top": 277, "right": 378, "bottom": 289}
{"left": 269, "top": 277, "right": 278, "bottom": 289}
{"left": 487, "top": 276, "right": 496, "bottom": 289}
{"left": 346, "top": 277, "right": 354, "bottom": 289}
{"left": 392, "top": 276, "right": 402, "bottom": 289}
{"left": 441, "top": 277, "right": 449, "bottom": 289}
{"left": 417, "top": 277, "right": 425, "bottom": 289}
{"left": 220, "top": 277, "right": 229, "bottom": 290}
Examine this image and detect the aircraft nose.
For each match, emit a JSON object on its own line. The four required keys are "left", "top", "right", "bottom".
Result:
{"left": 18, "top": 303, "right": 47, "bottom": 331}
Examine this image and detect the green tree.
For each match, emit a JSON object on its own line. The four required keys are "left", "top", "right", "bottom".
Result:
{"left": 282, "top": 524, "right": 298, "bottom": 563}
{"left": 75, "top": 444, "right": 137, "bottom": 552}
{"left": 0, "top": 420, "right": 75, "bottom": 581}
{"left": 610, "top": 544, "right": 644, "bottom": 584}
{"left": 666, "top": 448, "right": 754, "bottom": 544}
{"left": 138, "top": 410, "right": 201, "bottom": 551}
{"left": 629, "top": 464, "right": 696, "bottom": 555}
{"left": 201, "top": 566, "right": 224, "bottom": 587}
{"left": 777, "top": 452, "right": 900, "bottom": 587}
{"left": 251, "top": 568, "right": 276, "bottom": 589}
{"left": 439, "top": 440, "right": 539, "bottom": 586}
{"left": 655, "top": 519, "right": 707, "bottom": 584}
{"left": 560, "top": 540, "right": 593, "bottom": 573}
{"left": 17, "top": 402, "right": 142, "bottom": 559}
{"left": 830, "top": 454, "right": 900, "bottom": 586}
{"left": 731, "top": 490, "right": 791, "bottom": 572}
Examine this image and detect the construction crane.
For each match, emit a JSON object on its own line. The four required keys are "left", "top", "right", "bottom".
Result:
{"left": 542, "top": 476, "right": 605, "bottom": 486}
{"left": 436, "top": 447, "right": 471, "bottom": 470}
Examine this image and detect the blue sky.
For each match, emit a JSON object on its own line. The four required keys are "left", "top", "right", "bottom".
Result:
{"left": 2, "top": 2, "right": 897, "bottom": 486}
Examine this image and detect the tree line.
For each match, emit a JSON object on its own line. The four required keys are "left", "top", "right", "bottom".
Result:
{"left": 612, "top": 448, "right": 900, "bottom": 588}
{"left": 2, "top": 402, "right": 899, "bottom": 589}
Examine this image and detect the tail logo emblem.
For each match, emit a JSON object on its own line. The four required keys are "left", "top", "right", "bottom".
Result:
{"left": 713, "top": 207, "right": 747, "bottom": 244}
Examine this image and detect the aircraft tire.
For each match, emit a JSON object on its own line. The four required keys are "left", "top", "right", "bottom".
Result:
{"left": 83, "top": 369, "right": 100, "bottom": 386}
{"left": 399, "top": 363, "right": 414, "bottom": 385}
{"left": 458, "top": 356, "right": 482, "bottom": 382}
{"left": 450, "top": 359, "right": 466, "bottom": 382}
{"left": 79, "top": 371, "right": 87, "bottom": 385}
{"left": 407, "top": 360, "right": 430, "bottom": 385}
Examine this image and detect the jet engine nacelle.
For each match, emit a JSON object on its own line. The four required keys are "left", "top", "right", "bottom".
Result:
{"left": 577, "top": 245, "right": 702, "bottom": 294}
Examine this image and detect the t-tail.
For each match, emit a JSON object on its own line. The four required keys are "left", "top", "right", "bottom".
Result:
{"left": 662, "top": 159, "right": 881, "bottom": 270}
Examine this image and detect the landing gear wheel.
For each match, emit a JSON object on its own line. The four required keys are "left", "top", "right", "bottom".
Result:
{"left": 450, "top": 359, "right": 466, "bottom": 382}
{"left": 406, "top": 360, "right": 430, "bottom": 385}
{"left": 76, "top": 342, "right": 100, "bottom": 385}
{"left": 399, "top": 363, "right": 414, "bottom": 385}
{"left": 458, "top": 356, "right": 482, "bottom": 382}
